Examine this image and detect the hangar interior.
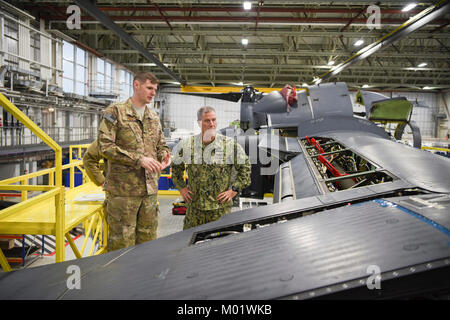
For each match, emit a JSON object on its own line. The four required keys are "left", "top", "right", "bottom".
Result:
{"left": 0, "top": 0, "right": 449, "bottom": 298}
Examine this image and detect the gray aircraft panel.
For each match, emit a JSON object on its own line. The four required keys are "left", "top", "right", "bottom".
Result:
{"left": 5, "top": 196, "right": 447, "bottom": 300}
{"left": 325, "top": 131, "right": 450, "bottom": 194}
{"left": 308, "top": 83, "right": 354, "bottom": 119}
{"left": 297, "top": 116, "right": 390, "bottom": 139}
{"left": 0, "top": 190, "right": 448, "bottom": 300}
{"left": 392, "top": 194, "right": 450, "bottom": 230}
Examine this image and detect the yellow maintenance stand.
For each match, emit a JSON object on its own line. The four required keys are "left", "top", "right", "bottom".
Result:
{"left": 0, "top": 93, "right": 107, "bottom": 272}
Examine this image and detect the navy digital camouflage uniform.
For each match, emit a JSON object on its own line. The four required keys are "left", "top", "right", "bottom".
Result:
{"left": 98, "top": 98, "right": 169, "bottom": 251}
{"left": 171, "top": 133, "right": 251, "bottom": 229}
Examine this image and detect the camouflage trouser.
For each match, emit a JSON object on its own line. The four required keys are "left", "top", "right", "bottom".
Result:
{"left": 183, "top": 206, "right": 232, "bottom": 230}
{"left": 105, "top": 193, "right": 158, "bottom": 252}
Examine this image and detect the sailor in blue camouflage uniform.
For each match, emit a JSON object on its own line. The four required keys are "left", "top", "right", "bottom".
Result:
{"left": 171, "top": 106, "right": 251, "bottom": 229}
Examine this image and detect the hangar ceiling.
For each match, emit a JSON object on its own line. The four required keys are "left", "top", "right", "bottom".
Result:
{"left": 11, "top": 0, "right": 450, "bottom": 91}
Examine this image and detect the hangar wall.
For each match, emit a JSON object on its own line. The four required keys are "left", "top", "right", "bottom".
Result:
{"left": 159, "top": 91, "right": 241, "bottom": 134}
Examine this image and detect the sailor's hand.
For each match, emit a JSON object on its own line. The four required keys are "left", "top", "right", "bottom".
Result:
{"left": 180, "top": 187, "right": 193, "bottom": 203}
{"left": 140, "top": 156, "right": 163, "bottom": 173}
{"left": 217, "top": 188, "right": 237, "bottom": 203}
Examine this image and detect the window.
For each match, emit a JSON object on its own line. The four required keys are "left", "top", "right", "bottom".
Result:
{"left": 95, "top": 57, "right": 114, "bottom": 94}
{"left": 119, "top": 69, "right": 133, "bottom": 100}
{"left": 3, "top": 14, "right": 19, "bottom": 67}
{"left": 30, "top": 30, "right": 40, "bottom": 72}
{"left": 96, "top": 57, "right": 104, "bottom": 92}
{"left": 62, "top": 40, "right": 87, "bottom": 95}
{"left": 75, "top": 47, "right": 87, "bottom": 96}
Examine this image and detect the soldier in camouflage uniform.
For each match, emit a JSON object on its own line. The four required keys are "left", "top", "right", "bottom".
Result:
{"left": 172, "top": 106, "right": 251, "bottom": 229}
{"left": 83, "top": 139, "right": 107, "bottom": 187}
{"left": 98, "top": 72, "right": 171, "bottom": 252}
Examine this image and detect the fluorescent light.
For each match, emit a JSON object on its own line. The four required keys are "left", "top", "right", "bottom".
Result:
{"left": 243, "top": 2, "right": 252, "bottom": 10}
{"left": 402, "top": 3, "right": 417, "bottom": 12}
{"left": 327, "top": 60, "right": 335, "bottom": 66}
{"left": 418, "top": 62, "right": 427, "bottom": 67}
{"left": 241, "top": 38, "right": 248, "bottom": 45}
{"left": 362, "top": 84, "right": 369, "bottom": 88}
{"left": 423, "top": 86, "right": 432, "bottom": 90}
{"left": 354, "top": 39, "right": 364, "bottom": 47}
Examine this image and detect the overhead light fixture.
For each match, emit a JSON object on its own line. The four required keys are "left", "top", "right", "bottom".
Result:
{"left": 327, "top": 60, "right": 335, "bottom": 66}
{"left": 48, "top": 107, "right": 55, "bottom": 112}
{"left": 423, "top": 86, "right": 432, "bottom": 90}
{"left": 243, "top": 1, "right": 252, "bottom": 10}
{"left": 418, "top": 62, "right": 427, "bottom": 67}
{"left": 354, "top": 39, "right": 364, "bottom": 47}
{"left": 362, "top": 84, "right": 369, "bottom": 88}
{"left": 402, "top": 3, "right": 417, "bottom": 12}
{"left": 241, "top": 38, "right": 248, "bottom": 45}
{"left": 302, "top": 83, "right": 308, "bottom": 87}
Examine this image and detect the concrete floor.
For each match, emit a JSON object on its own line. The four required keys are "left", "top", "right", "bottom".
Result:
{"left": 11, "top": 195, "right": 271, "bottom": 270}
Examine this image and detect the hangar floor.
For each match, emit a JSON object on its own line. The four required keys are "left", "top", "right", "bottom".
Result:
{"left": 12, "top": 195, "right": 271, "bottom": 270}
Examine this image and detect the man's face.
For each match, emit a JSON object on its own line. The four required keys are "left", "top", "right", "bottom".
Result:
{"left": 200, "top": 111, "right": 217, "bottom": 142}
{"left": 134, "top": 79, "right": 158, "bottom": 104}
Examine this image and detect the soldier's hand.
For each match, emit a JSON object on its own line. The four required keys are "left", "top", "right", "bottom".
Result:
{"left": 161, "top": 152, "right": 171, "bottom": 170}
{"left": 180, "top": 187, "right": 193, "bottom": 203}
{"left": 140, "top": 156, "right": 163, "bottom": 173}
{"left": 217, "top": 188, "right": 237, "bottom": 203}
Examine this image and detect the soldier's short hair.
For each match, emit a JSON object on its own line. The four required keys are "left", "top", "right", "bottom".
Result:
{"left": 133, "top": 72, "right": 159, "bottom": 85}
{"left": 197, "top": 106, "right": 216, "bottom": 121}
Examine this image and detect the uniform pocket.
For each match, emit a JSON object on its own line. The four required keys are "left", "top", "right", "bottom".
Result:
{"left": 118, "top": 122, "right": 140, "bottom": 146}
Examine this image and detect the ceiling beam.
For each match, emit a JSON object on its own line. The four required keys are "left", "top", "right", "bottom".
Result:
{"left": 43, "top": 14, "right": 450, "bottom": 26}
{"left": 73, "top": 0, "right": 185, "bottom": 84}
{"left": 101, "top": 49, "right": 450, "bottom": 59}
{"left": 64, "top": 29, "right": 449, "bottom": 39}
{"left": 318, "top": 0, "right": 450, "bottom": 83}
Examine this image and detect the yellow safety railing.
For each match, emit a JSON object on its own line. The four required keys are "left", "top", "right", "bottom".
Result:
{"left": 0, "top": 160, "right": 87, "bottom": 197}
{"left": 0, "top": 93, "right": 63, "bottom": 271}
{"left": 0, "top": 94, "right": 106, "bottom": 272}
{"left": 0, "top": 160, "right": 107, "bottom": 271}
{"left": 69, "top": 144, "right": 91, "bottom": 189}
{"left": 421, "top": 146, "right": 450, "bottom": 153}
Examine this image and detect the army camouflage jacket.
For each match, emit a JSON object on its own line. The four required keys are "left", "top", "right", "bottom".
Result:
{"left": 171, "top": 133, "right": 251, "bottom": 210}
{"left": 83, "top": 139, "right": 105, "bottom": 187}
{"left": 98, "top": 99, "right": 170, "bottom": 196}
